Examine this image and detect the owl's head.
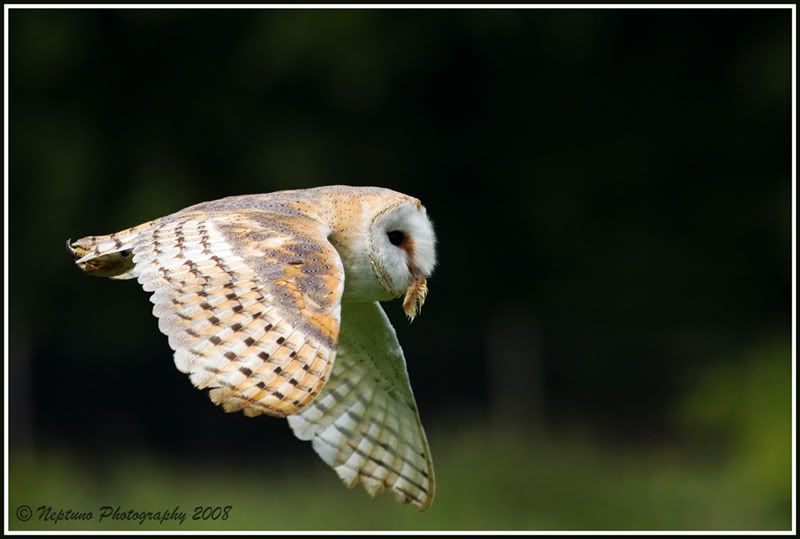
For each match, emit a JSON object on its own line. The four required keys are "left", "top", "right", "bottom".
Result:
{"left": 332, "top": 190, "right": 436, "bottom": 319}
{"left": 367, "top": 197, "right": 437, "bottom": 319}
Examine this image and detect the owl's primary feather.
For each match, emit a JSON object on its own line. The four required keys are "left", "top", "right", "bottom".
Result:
{"left": 67, "top": 186, "right": 436, "bottom": 510}
{"left": 288, "top": 301, "right": 434, "bottom": 510}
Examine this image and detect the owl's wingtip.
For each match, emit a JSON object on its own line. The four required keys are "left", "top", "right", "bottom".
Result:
{"left": 66, "top": 236, "right": 93, "bottom": 261}
{"left": 66, "top": 234, "right": 136, "bottom": 278}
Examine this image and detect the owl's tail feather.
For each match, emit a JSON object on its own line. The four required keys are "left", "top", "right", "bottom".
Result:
{"left": 67, "top": 223, "right": 151, "bottom": 280}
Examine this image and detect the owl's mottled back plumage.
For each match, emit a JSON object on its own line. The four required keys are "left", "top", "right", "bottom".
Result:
{"left": 67, "top": 186, "right": 437, "bottom": 510}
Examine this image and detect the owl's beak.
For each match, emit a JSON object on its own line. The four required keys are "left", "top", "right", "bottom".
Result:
{"left": 403, "top": 266, "right": 428, "bottom": 322}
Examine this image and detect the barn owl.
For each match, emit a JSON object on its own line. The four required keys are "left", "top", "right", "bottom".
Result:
{"left": 66, "top": 186, "right": 437, "bottom": 510}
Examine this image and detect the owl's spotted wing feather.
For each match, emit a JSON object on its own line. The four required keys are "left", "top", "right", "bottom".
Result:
{"left": 126, "top": 208, "right": 344, "bottom": 417}
{"left": 287, "top": 301, "right": 435, "bottom": 510}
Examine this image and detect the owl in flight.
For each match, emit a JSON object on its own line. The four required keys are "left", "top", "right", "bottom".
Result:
{"left": 66, "top": 186, "right": 437, "bottom": 510}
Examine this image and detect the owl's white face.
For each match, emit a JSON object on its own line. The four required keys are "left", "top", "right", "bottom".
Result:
{"left": 333, "top": 195, "right": 436, "bottom": 315}
{"left": 368, "top": 200, "right": 437, "bottom": 302}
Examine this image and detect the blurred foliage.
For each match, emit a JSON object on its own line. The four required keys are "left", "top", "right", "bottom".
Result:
{"left": 675, "top": 334, "right": 792, "bottom": 524}
{"left": 7, "top": 8, "right": 793, "bottom": 531}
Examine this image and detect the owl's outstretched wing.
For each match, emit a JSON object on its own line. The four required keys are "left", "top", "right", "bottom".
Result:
{"left": 287, "top": 301, "right": 435, "bottom": 510}
{"left": 73, "top": 208, "right": 345, "bottom": 418}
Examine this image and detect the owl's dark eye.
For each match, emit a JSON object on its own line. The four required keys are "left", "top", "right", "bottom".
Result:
{"left": 387, "top": 230, "right": 405, "bottom": 247}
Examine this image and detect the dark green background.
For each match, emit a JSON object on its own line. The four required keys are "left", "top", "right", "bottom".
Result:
{"left": 8, "top": 8, "right": 793, "bottom": 531}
